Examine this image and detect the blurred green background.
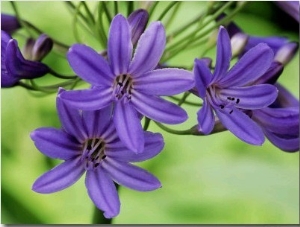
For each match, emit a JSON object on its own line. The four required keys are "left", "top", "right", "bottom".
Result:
{"left": 1, "top": 1, "right": 299, "bottom": 224}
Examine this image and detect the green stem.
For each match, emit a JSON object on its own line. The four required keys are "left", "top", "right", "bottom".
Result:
{"left": 10, "top": 1, "right": 33, "bottom": 37}
{"left": 127, "top": 1, "right": 134, "bottom": 17}
{"left": 48, "top": 68, "right": 78, "bottom": 79}
{"left": 114, "top": 1, "right": 119, "bottom": 15}
{"left": 168, "top": 96, "right": 202, "bottom": 107}
{"left": 157, "top": 1, "right": 179, "bottom": 21}
{"left": 143, "top": 117, "right": 151, "bottom": 131}
{"left": 102, "top": 1, "right": 112, "bottom": 23}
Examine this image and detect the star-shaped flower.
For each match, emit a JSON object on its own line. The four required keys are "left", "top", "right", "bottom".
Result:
{"left": 31, "top": 89, "right": 164, "bottom": 218}
{"left": 194, "top": 26, "right": 278, "bottom": 145}
{"left": 60, "top": 14, "right": 194, "bottom": 153}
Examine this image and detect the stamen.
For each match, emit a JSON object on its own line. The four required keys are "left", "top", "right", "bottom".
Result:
{"left": 236, "top": 98, "right": 240, "bottom": 104}
{"left": 82, "top": 138, "right": 106, "bottom": 170}
{"left": 113, "top": 74, "right": 133, "bottom": 101}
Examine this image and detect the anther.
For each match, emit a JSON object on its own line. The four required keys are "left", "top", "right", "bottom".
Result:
{"left": 220, "top": 105, "right": 224, "bottom": 109}
{"left": 236, "top": 98, "right": 240, "bottom": 104}
{"left": 229, "top": 110, "right": 233, "bottom": 114}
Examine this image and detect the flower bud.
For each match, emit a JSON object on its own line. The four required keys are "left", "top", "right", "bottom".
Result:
{"left": 230, "top": 33, "right": 248, "bottom": 57}
{"left": 274, "top": 42, "right": 299, "bottom": 65}
{"left": 127, "top": 9, "right": 149, "bottom": 46}
{"left": 31, "top": 34, "right": 53, "bottom": 61}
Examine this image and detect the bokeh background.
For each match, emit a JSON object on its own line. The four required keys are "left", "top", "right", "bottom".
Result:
{"left": 1, "top": 1, "right": 299, "bottom": 224}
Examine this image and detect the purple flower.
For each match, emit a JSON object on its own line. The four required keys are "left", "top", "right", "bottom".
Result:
{"left": 275, "top": 1, "right": 299, "bottom": 22}
{"left": 1, "top": 31, "right": 50, "bottom": 88}
{"left": 1, "top": 14, "right": 21, "bottom": 34}
{"left": 60, "top": 14, "right": 194, "bottom": 153}
{"left": 31, "top": 89, "right": 164, "bottom": 218}
{"left": 252, "top": 84, "right": 299, "bottom": 152}
{"left": 194, "top": 26, "right": 278, "bottom": 145}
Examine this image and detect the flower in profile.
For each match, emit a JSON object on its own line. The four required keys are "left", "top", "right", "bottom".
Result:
{"left": 31, "top": 89, "right": 164, "bottom": 218}
{"left": 194, "top": 26, "right": 278, "bottom": 145}
{"left": 252, "top": 83, "right": 299, "bottom": 152}
{"left": 60, "top": 14, "right": 194, "bottom": 153}
{"left": 1, "top": 31, "right": 50, "bottom": 88}
{"left": 1, "top": 13, "right": 21, "bottom": 34}
{"left": 249, "top": 61, "right": 299, "bottom": 152}
{"left": 23, "top": 34, "right": 53, "bottom": 61}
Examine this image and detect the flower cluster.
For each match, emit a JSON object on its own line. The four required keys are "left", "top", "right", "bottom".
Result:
{"left": 1, "top": 1, "right": 299, "bottom": 222}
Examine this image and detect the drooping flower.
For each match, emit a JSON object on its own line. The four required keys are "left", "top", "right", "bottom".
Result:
{"left": 248, "top": 60, "right": 299, "bottom": 152}
{"left": 1, "top": 14, "right": 21, "bottom": 34}
{"left": 1, "top": 31, "right": 50, "bottom": 88}
{"left": 252, "top": 83, "right": 299, "bottom": 152}
{"left": 31, "top": 88, "right": 164, "bottom": 218}
{"left": 60, "top": 14, "right": 194, "bottom": 153}
{"left": 194, "top": 26, "right": 278, "bottom": 145}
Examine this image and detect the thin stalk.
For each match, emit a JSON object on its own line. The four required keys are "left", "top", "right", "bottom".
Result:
{"left": 82, "top": 1, "right": 96, "bottom": 25}
{"left": 157, "top": 2, "right": 179, "bottom": 22}
{"left": 102, "top": 2, "right": 112, "bottom": 23}
{"left": 48, "top": 68, "right": 78, "bottom": 79}
{"left": 164, "top": 1, "right": 182, "bottom": 29}
{"left": 168, "top": 96, "right": 202, "bottom": 107}
{"left": 127, "top": 1, "right": 134, "bottom": 17}
{"left": 114, "top": 1, "right": 119, "bottom": 15}
{"left": 96, "top": 3, "right": 108, "bottom": 46}
{"left": 10, "top": 1, "right": 33, "bottom": 37}
{"left": 148, "top": 1, "right": 159, "bottom": 20}
{"left": 178, "top": 92, "right": 190, "bottom": 107}
{"left": 143, "top": 117, "right": 151, "bottom": 131}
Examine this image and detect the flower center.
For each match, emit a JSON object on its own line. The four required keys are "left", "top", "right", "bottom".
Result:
{"left": 113, "top": 74, "right": 133, "bottom": 101}
{"left": 81, "top": 138, "right": 106, "bottom": 170}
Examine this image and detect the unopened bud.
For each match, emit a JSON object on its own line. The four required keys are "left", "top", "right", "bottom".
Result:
{"left": 31, "top": 34, "right": 53, "bottom": 61}
{"left": 1, "top": 14, "right": 21, "bottom": 35}
{"left": 231, "top": 33, "right": 248, "bottom": 57}
{"left": 127, "top": 9, "right": 149, "bottom": 46}
{"left": 274, "top": 42, "right": 299, "bottom": 65}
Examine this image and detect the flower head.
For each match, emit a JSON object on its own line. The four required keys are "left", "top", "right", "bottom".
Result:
{"left": 31, "top": 88, "right": 164, "bottom": 218}
{"left": 60, "top": 14, "right": 194, "bottom": 153}
{"left": 1, "top": 31, "right": 50, "bottom": 88}
{"left": 194, "top": 26, "right": 278, "bottom": 145}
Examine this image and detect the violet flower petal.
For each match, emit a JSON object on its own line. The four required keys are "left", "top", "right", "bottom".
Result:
{"left": 129, "top": 21, "right": 165, "bottom": 77}
{"left": 273, "top": 83, "right": 299, "bottom": 108}
{"left": 5, "top": 39, "right": 49, "bottom": 78}
{"left": 218, "top": 84, "right": 278, "bottom": 109}
{"left": 57, "top": 89, "right": 88, "bottom": 142}
{"left": 59, "top": 87, "right": 112, "bottom": 111}
{"left": 82, "top": 105, "right": 113, "bottom": 138}
{"left": 213, "top": 26, "right": 232, "bottom": 83}
{"left": 108, "top": 14, "right": 132, "bottom": 75}
{"left": 134, "top": 68, "right": 194, "bottom": 96}
{"left": 253, "top": 61, "right": 284, "bottom": 85}
{"left": 30, "top": 128, "right": 80, "bottom": 160}
{"left": 194, "top": 58, "right": 213, "bottom": 98}
{"left": 32, "top": 157, "right": 85, "bottom": 193}
{"left": 253, "top": 107, "right": 299, "bottom": 134}
{"left": 1, "top": 14, "right": 21, "bottom": 34}
{"left": 132, "top": 91, "right": 188, "bottom": 124}
{"left": 264, "top": 129, "right": 299, "bottom": 152}
{"left": 215, "top": 107, "right": 265, "bottom": 145}
{"left": 85, "top": 166, "right": 120, "bottom": 219}
{"left": 67, "top": 44, "right": 114, "bottom": 85}
{"left": 127, "top": 9, "right": 149, "bottom": 45}
{"left": 103, "top": 158, "right": 161, "bottom": 191}
{"left": 220, "top": 43, "right": 273, "bottom": 87}
{"left": 113, "top": 100, "right": 144, "bottom": 153}
{"left": 197, "top": 99, "right": 214, "bottom": 134}
{"left": 106, "top": 132, "right": 164, "bottom": 162}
